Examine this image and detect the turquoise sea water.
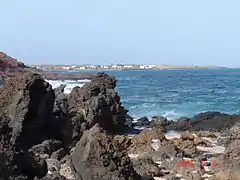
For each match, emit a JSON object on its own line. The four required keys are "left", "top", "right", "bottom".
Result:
{"left": 3, "top": 69, "right": 240, "bottom": 120}
{"left": 106, "top": 69, "right": 240, "bottom": 119}
{"left": 51, "top": 68, "right": 240, "bottom": 120}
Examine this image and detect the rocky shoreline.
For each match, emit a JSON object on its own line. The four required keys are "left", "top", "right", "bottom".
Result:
{"left": 0, "top": 52, "right": 94, "bottom": 81}
{"left": 0, "top": 72, "right": 240, "bottom": 180}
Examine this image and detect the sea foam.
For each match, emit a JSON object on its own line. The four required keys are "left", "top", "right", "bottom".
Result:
{"left": 45, "top": 79, "right": 91, "bottom": 94}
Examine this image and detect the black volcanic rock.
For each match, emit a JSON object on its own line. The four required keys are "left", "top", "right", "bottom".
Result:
{"left": 0, "top": 73, "right": 55, "bottom": 179}
{"left": 72, "top": 124, "right": 141, "bottom": 180}
{"left": 134, "top": 117, "right": 150, "bottom": 127}
{"left": 166, "top": 117, "right": 192, "bottom": 131}
{"left": 166, "top": 111, "right": 240, "bottom": 132}
{"left": 0, "top": 73, "right": 55, "bottom": 148}
{"left": 60, "top": 73, "right": 128, "bottom": 149}
{"left": 29, "top": 140, "right": 63, "bottom": 157}
{"left": 0, "top": 71, "right": 239, "bottom": 180}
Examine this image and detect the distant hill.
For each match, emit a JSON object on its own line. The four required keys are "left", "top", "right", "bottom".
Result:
{"left": 0, "top": 52, "right": 93, "bottom": 80}
{"left": 0, "top": 52, "right": 40, "bottom": 79}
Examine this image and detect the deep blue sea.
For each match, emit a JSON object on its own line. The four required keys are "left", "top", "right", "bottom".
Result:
{"left": 45, "top": 68, "right": 240, "bottom": 120}
{"left": 1, "top": 69, "right": 240, "bottom": 119}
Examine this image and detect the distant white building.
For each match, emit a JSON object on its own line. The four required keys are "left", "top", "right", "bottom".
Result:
{"left": 89, "top": 65, "right": 96, "bottom": 69}
{"left": 147, "top": 65, "right": 156, "bottom": 68}
{"left": 112, "top": 65, "right": 122, "bottom": 69}
{"left": 78, "top": 66, "right": 86, "bottom": 70}
{"left": 62, "top": 66, "right": 70, "bottom": 70}
{"left": 123, "top": 65, "right": 133, "bottom": 68}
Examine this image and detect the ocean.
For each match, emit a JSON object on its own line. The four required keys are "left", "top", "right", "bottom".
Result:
{"left": 45, "top": 68, "right": 240, "bottom": 120}
{"left": 1, "top": 69, "right": 240, "bottom": 120}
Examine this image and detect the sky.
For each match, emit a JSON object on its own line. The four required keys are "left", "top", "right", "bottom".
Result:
{"left": 0, "top": 0, "right": 240, "bottom": 66}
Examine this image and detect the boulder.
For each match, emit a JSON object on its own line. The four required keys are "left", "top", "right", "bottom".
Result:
{"left": 129, "top": 128, "right": 168, "bottom": 154}
{"left": 152, "top": 144, "right": 180, "bottom": 161}
{"left": 131, "top": 157, "right": 163, "bottom": 178}
{"left": 0, "top": 73, "right": 55, "bottom": 179}
{"left": 228, "top": 124, "right": 240, "bottom": 140}
{"left": 190, "top": 112, "right": 240, "bottom": 131}
{"left": 133, "top": 117, "right": 150, "bottom": 127}
{"left": 195, "top": 131, "right": 217, "bottom": 138}
{"left": 125, "top": 114, "right": 134, "bottom": 127}
{"left": 166, "top": 112, "right": 240, "bottom": 132}
{"left": 71, "top": 124, "right": 141, "bottom": 180}
{"left": 63, "top": 73, "right": 128, "bottom": 148}
{"left": 178, "top": 140, "right": 197, "bottom": 157}
{"left": 150, "top": 116, "right": 167, "bottom": 132}
{"left": 193, "top": 136, "right": 203, "bottom": 146}
{"left": 51, "top": 148, "right": 66, "bottom": 160}
{"left": 53, "top": 84, "right": 68, "bottom": 117}
{"left": 166, "top": 117, "right": 191, "bottom": 131}
{"left": 225, "top": 140, "right": 240, "bottom": 160}
{"left": 173, "top": 132, "right": 198, "bottom": 157}
{"left": 180, "top": 131, "right": 195, "bottom": 141}
{"left": 0, "top": 73, "right": 55, "bottom": 148}
{"left": 38, "top": 172, "right": 67, "bottom": 180}
{"left": 29, "top": 140, "right": 63, "bottom": 157}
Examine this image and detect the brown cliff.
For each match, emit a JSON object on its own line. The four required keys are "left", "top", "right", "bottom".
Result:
{"left": 0, "top": 52, "right": 94, "bottom": 80}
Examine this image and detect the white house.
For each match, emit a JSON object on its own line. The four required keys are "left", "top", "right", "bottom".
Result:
{"left": 123, "top": 65, "right": 133, "bottom": 68}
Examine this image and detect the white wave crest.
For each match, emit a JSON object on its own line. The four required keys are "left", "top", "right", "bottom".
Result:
{"left": 45, "top": 79, "right": 91, "bottom": 94}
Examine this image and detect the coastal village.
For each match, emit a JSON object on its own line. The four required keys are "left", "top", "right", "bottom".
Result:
{"left": 33, "top": 64, "right": 222, "bottom": 71}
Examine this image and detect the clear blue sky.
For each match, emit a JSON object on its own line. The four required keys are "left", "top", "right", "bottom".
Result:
{"left": 0, "top": 0, "right": 240, "bottom": 66}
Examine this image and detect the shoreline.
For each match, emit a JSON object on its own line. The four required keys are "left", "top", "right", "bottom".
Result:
{"left": 39, "top": 66, "right": 227, "bottom": 72}
{"left": 1, "top": 72, "right": 240, "bottom": 179}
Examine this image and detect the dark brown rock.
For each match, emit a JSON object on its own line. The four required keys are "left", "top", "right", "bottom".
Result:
{"left": 225, "top": 140, "right": 240, "bottom": 160}
{"left": 63, "top": 73, "right": 128, "bottom": 149}
{"left": 152, "top": 144, "right": 181, "bottom": 161}
{"left": 132, "top": 157, "right": 164, "bottom": 177}
{"left": 150, "top": 116, "right": 167, "bottom": 132}
{"left": 38, "top": 172, "right": 67, "bottom": 180}
{"left": 71, "top": 124, "right": 141, "bottom": 180}
{"left": 0, "top": 73, "right": 55, "bottom": 179}
{"left": 124, "top": 114, "right": 134, "bottom": 127}
{"left": 51, "top": 148, "right": 66, "bottom": 160}
{"left": 29, "top": 140, "right": 63, "bottom": 156}
{"left": 228, "top": 124, "right": 240, "bottom": 140}
{"left": 167, "top": 112, "right": 240, "bottom": 132}
{"left": 129, "top": 128, "right": 167, "bottom": 154}
{"left": 195, "top": 131, "right": 217, "bottom": 138}
{"left": 180, "top": 131, "right": 195, "bottom": 141}
{"left": 193, "top": 136, "right": 203, "bottom": 146}
{"left": 133, "top": 117, "right": 150, "bottom": 127}
{"left": 178, "top": 140, "right": 197, "bottom": 157}
{"left": 166, "top": 117, "right": 192, "bottom": 131}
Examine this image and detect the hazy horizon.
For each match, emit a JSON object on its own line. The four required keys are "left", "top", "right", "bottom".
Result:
{"left": 1, "top": 0, "right": 240, "bottom": 67}
{"left": 27, "top": 62, "right": 227, "bottom": 67}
